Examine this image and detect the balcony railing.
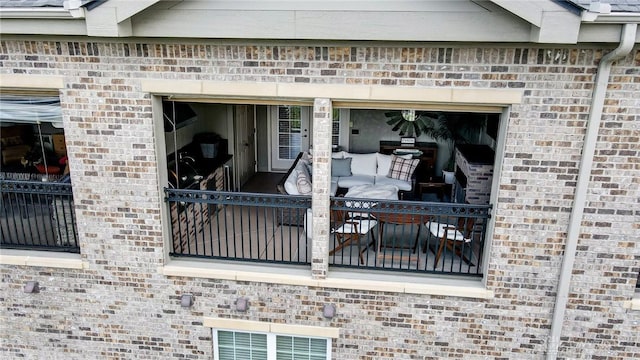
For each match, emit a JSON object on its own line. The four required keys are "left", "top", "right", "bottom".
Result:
{"left": 329, "top": 196, "right": 490, "bottom": 276}
{"left": 166, "top": 189, "right": 312, "bottom": 265}
{"left": 0, "top": 179, "right": 79, "bottom": 253}
{"left": 166, "top": 188, "right": 491, "bottom": 277}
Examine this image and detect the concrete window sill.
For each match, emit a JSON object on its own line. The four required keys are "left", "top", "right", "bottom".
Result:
{"left": 0, "top": 249, "right": 84, "bottom": 269}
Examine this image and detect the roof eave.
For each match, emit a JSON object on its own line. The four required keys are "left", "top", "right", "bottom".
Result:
{"left": 0, "top": 7, "right": 85, "bottom": 19}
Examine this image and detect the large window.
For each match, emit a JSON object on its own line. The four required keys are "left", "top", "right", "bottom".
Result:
{"left": 214, "top": 330, "right": 331, "bottom": 360}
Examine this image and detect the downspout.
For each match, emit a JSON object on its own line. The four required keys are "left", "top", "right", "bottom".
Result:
{"left": 546, "top": 23, "right": 637, "bottom": 360}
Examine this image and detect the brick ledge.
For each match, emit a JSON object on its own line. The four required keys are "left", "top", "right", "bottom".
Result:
{"left": 0, "top": 249, "right": 84, "bottom": 269}
{"left": 161, "top": 260, "right": 493, "bottom": 299}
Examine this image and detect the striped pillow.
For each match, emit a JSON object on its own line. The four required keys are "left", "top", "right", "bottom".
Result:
{"left": 387, "top": 155, "right": 419, "bottom": 181}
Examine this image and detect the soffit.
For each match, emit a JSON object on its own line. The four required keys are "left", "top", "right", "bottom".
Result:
{"left": 123, "top": 0, "right": 617, "bottom": 44}
{"left": 126, "top": 0, "right": 549, "bottom": 43}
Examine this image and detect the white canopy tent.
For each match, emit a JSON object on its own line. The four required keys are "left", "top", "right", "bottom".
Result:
{"left": 0, "top": 95, "right": 62, "bottom": 126}
{"left": 0, "top": 95, "right": 64, "bottom": 179}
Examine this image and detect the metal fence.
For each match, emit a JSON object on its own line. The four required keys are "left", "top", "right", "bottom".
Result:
{"left": 0, "top": 179, "right": 79, "bottom": 253}
{"left": 329, "top": 196, "right": 490, "bottom": 276}
{"left": 166, "top": 188, "right": 491, "bottom": 277}
{"left": 165, "top": 189, "right": 312, "bottom": 265}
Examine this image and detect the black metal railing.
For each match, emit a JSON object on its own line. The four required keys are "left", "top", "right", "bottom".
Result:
{"left": 329, "top": 196, "right": 490, "bottom": 276}
{"left": 0, "top": 179, "right": 79, "bottom": 253}
{"left": 165, "top": 188, "right": 491, "bottom": 277}
{"left": 165, "top": 189, "right": 312, "bottom": 265}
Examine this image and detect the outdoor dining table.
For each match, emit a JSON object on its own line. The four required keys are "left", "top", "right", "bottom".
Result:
{"left": 374, "top": 207, "right": 427, "bottom": 262}
{"left": 342, "top": 184, "right": 428, "bottom": 262}
{"left": 343, "top": 184, "right": 399, "bottom": 203}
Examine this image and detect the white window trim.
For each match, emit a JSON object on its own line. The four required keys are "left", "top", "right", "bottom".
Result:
{"left": 208, "top": 317, "right": 340, "bottom": 359}
{"left": 208, "top": 318, "right": 337, "bottom": 360}
{"left": 213, "top": 329, "right": 332, "bottom": 360}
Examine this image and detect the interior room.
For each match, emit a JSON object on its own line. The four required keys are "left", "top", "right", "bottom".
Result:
{"left": 0, "top": 96, "right": 68, "bottom": 181}
{"left": 161, "top": 99, "right": 500, "bottom": 204}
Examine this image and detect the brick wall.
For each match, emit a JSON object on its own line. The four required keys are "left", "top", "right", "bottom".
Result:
{"left": 454, "top": 147, "right": 494, "bottom": 205}
{"left": 0, "top": 40, "right": 638, "bottom": 359}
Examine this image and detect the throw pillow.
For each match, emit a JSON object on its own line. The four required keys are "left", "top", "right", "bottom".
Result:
{"left": 331, "top": 157, "right": 352, "bottom": 177}
{"left": 296, "top": 172, "right": 312, "bottom": 194}
{"left": 347, "top": 152, "right": 378, "bottom": 176}
{"left": 376, "top": 153, "right": 413, "bottom": 176}
{"left": 387, "top": 155, "right": 419, "bottom": 181}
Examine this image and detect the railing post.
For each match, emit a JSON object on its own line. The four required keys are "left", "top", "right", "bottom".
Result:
{"left": 311, "top": 98, "right": 332, "bottom": 279}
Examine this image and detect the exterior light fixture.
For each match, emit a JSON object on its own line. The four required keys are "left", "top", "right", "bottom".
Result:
{"left": 235, "top": 297, "right": 249, "bottom": 312}
{"left": 322, "top": 304, "right": 336, "bottom": 319}
{"left": 24, "top": 281, "right": 39, "bottom": 294}
{"left": 180, "top": 294, "right": 194, "bottom": 308}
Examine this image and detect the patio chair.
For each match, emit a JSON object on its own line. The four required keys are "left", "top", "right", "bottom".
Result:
{"left": 425, "top": 217, "right": 475, "bottom": 268}
{"left": 330, "top": 207, "right": 377, "bottom": 264}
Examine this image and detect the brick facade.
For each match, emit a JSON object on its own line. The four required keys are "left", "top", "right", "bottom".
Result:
{"left": 1, "top": 40, "right": 639, "bottom": 359}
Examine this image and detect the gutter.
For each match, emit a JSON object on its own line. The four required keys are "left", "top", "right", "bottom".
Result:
{"left": 546, "top": 23, "right": 637, "bottom": 360}
{"left": 583, "top": 12, "right": 640, "bottom": 23}
{"left": 581, "top": 2, "right": 640, "bottom": 24}
{"left": 0, "top": 8, "right": 85, "bottom": 19}
{"left": 0, "top": 0, "right": 86, "bottom": 19}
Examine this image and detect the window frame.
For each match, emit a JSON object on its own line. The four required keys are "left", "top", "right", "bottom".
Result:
{"left": 213, "top": 329, "right": 332, "bottom": 360}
